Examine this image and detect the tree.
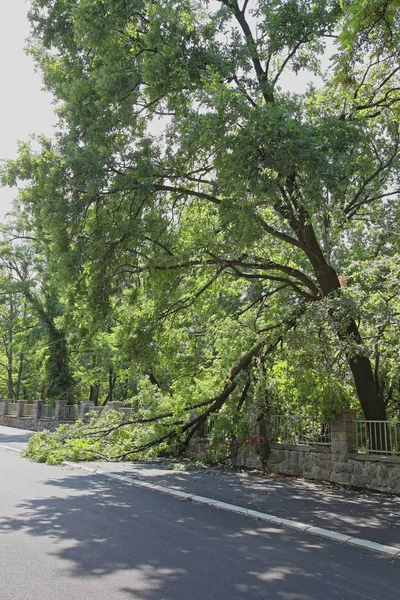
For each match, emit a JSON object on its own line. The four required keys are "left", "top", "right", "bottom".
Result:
{"left": 2, "top": 1, "right": 400, "bottom": 436}
{"left": 0, "top": 220, "right": 74, "bottom": 402}
{"left": 0, "top": 272, "right": 27, "bottom": 399}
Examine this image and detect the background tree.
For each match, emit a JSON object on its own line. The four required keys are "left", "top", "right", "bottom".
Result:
{"left": 0, "top": 218, "right": 74, "bottom": 401}
{"left": 2, "top": 1, "right": 400, "bottom": 450}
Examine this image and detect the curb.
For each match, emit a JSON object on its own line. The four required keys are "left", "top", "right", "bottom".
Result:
{"left": 1, "top": 444, "right": 399, "bottom": 559}
{"left": 62, "top": 460, "right": 400, "bottom": 559}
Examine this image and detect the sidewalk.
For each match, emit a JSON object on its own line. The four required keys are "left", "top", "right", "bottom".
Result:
{"left": 80, "top": 459, "right": 400, "bottom": 550}
{"left": 1, "top": 424, "right": 399, "bottom": 551}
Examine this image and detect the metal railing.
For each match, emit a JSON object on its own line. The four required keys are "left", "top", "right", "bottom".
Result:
{"left": 6, "top": 403, "right": 18, "bottom": 416}
{"left": 356, "top": 420, "right": 400, "bottom": 455}
{"left": 59, "top": 404, "right": 78, "bottom": 421}
{"left": 202, "top": 419, "right": 213, "bottom": 437}
{"left": 23, "top": 404, "right": 35, "bottom": 417}
{"left": 270, "top": 415, "right": 331, "bottom": 446}
{"left": 40, "top": 405, "right": 56, "bottom": 420}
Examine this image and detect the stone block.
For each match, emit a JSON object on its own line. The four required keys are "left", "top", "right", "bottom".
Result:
{"left": 376, "top": 465, "right": 388, "bottom": 481}
{"left": 369, "top": 478, "right": 385, "bottom": 491}
{"left": 333, "top": 462, "right": 354, "bottom": 474}
{"left": 351, "top": 461, "right": 363, "bottom": 476}
{"left": 293, "top": 464, "right": 303, "bottom": 477}
{"left": 353, "top": 474, "right": 370, "bottom": 486}
{"left": 316, "top": 453, "right": 332, "bottom": 462}
{"left": 364, "top": 463, "right": 379, "bottom": 477}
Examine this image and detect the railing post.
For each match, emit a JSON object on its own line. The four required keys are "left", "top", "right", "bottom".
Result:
{"left": 16, "top": 400, "right": 27, "bottom": 419}
{"left": 34, "top": 399, "right": 46, "bottom": 421}
{"left": 80, "top": 401, "right": 95, "bottom": 421}
{"left": 2, "top": 400, "right": 9, "bottom": 418}
{"left": 331, "top": 409, "right": 357, "bottom": 457}
{"left": 55, "top": 400, "right": 67, "bottom": 421}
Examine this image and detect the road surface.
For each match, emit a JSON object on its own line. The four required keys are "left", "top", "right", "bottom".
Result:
{"left": 0, "top": 432, "right": 399, "bottom": 599}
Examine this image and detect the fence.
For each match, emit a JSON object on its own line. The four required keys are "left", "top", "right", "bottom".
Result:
{"left": 40, "top": 405, "right": 56, "bottom": 420}
{"left": 2, "top": 402, "right": 400, "bottom": 458}
{"left": 1, "top": 399, "right": 140, "bottom": 424}
{"left": 270, "top": 415, "right": 331, "bottom": 446}
{"left": 6, "top": 403, "right": 17, "bottom": 417}
{"left": 22, "top": 404, "right": 35, "bottom": 418}
{"left": 356, "top": 419, "right": 400, "bottom": 455}
{"left": 271, "top": 415, "right": 400, "bottom": 455}
{"left": 58, "top": 404, "right": 79, "bottom": 421}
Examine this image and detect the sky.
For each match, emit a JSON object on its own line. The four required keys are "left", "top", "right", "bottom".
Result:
{"left": 0, "top": 1, "right": 55, "bottom": 221}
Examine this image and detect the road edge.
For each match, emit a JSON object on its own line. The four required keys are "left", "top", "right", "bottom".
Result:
{"left": 1, "top": 443, "right": 399, "bottom": 560}
{"left": 63, "top": 460, "right": 400, "bottom": 559}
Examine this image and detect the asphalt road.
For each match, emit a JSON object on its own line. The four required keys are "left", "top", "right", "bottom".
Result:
{"left": 81, "top": 460, "right": 400, "bottom": 548}
{"left": 0, "top": 442, "right": 400, "bottom": 599}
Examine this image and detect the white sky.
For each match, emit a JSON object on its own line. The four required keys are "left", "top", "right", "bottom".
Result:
{"left": 0, "top": 0, "right": 55, "bottom": 221}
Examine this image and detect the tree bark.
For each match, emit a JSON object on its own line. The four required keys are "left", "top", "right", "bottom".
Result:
{"left": 294, "top": 212, "right": 386, "bottom": 420}
{"left": 179, "top": 341, "right": 265, "bottom": 452}
{"left": 89, "top": 383, "right": 100, "bottom": 405}
{"left": 15, "top": 353, "right": 24, "bottom": 401}
{"left": 7, "top": 297, "right": 14, "bottom": 399}
{"left": 44, "top": 327, "right": 73, "bottom": 403}
{"left": 108, "top": 368, "right": 117, "bottom": 403}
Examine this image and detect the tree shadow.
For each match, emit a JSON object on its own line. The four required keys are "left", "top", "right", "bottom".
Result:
{"left": 86, "top": 462, "right": 400, "bottom": 546}
{"left": 0, "top": 432, "right": 33, "bottom": 444}
{"left": 0, "top": 470, "right": 398, "bottom": 600}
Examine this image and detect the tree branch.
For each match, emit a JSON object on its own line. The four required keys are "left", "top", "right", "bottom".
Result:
{"left": 219, "top": 0, "right": 273, "bottom": 103}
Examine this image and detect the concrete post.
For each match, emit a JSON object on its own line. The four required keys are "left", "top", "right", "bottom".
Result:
{"left": 2, "top": 400, "right": 9, "bottom": 418}
{"left": 80, "top": 401, "right": 95, "bottom": 420}
{"left": 16, "top": 400, "right": 27, "bottom": 418}
{"left": 34, "top": 400, "right": 46, "bottom": 421}
{"left": 55, "top": 400, "right": 67, "bottom": 421}
{"left": 331, "top": 409, "right": 357, "bottom": 457}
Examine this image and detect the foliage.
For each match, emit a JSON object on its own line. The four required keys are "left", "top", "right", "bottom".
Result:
{"left": 2, "top": 0, "right": 400, "bottom": 455}
{"left": 22, "top": 405, "right": 191, "bottom": 465}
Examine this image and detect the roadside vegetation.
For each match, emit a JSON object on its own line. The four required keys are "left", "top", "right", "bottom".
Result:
{"left": 2, "top": 0, "right": 400, "bottom": 463}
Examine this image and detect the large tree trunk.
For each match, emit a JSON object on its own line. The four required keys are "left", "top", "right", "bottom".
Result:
{"left": 89, "top": 383, "right": 100, "bottom": 405}
{"left": 7, "top": 298, "right": 14, "bottom": 399}
{"left": 45, "top": 328, "right": 73, "bottom": 403}
{"left": 22, "top": 288, "right": 73, "bottom": 403}
{"left": 15, "top": 353, "right": 24, "bottom": 401}
{"left": 294, "top": 209, "right": 386, "bottom": 421}
{"left": 102, "top": 369, "right": 117, "bottom": 406}
{"left": 108, "top": 368, "right": 116, "bottom": 403}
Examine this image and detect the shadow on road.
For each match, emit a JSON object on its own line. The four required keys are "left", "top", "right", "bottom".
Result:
{"left": 0, "top": 470, "right": 396, "bottom": 600}
{"left": 87, "top": 462, "right": 400, "bottom": 545}
{"left": 0, "top": 433, "right": 33, "bottom": 444}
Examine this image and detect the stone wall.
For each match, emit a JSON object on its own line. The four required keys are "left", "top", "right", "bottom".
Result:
{"left": 187, "top": 409, "right": 400, "bottom": 495}
{"left": 3, "top": 400, "right": 400, "bottom": 494}
{"left": 0, "top": 415, "right": 62, "bottom": 432}
{"left": 265, "top": 444, "right": 400, "bottom": 494}
{"left": 0, "top": 399, "right": 80, "bottom": 432}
